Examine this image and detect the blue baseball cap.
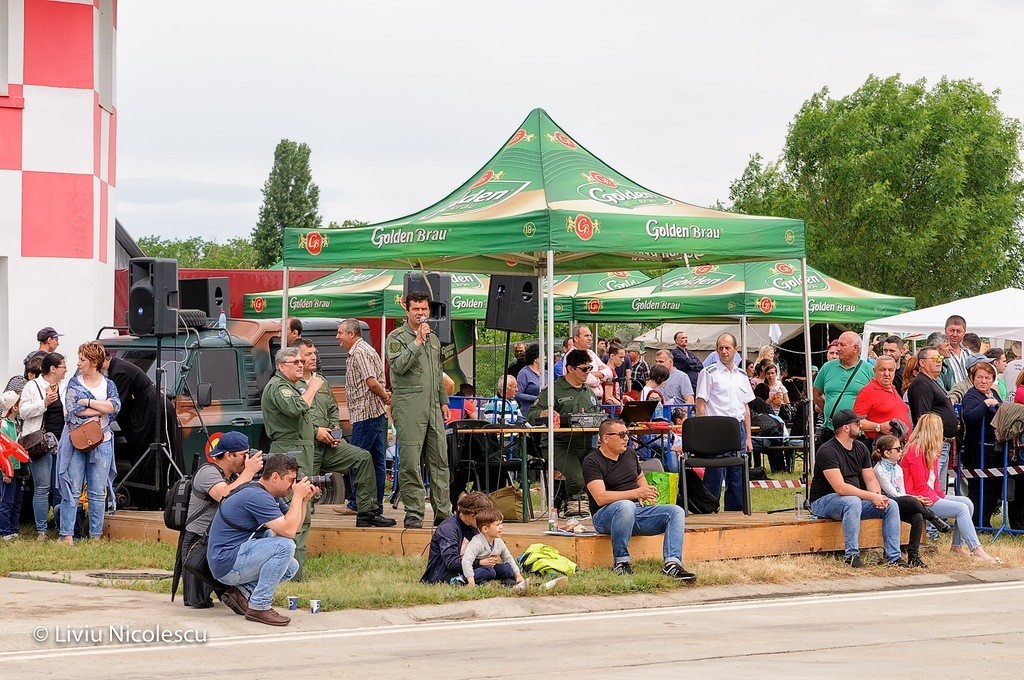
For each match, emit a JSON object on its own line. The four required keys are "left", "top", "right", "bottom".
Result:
{"left": 211, "top": 431, "right": 250, "bottom": 456}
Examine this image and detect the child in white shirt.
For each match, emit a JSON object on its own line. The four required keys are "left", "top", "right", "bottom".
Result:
{"left": 461, "top": 508, "right": 526, "bottom": 589}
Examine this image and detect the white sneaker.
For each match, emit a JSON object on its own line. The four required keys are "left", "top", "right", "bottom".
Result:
{"left": 543, "top": 576, "right": 569, "bottom": 590}
{"left": 513, "top": 580, "right": 528, "bottom": 592}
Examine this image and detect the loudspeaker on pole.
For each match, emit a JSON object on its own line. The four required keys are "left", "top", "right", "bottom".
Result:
{"left": 402, "top": 271, "right": 452, "bottom": 343}
{"left": 128, "top": 258, "right": 179, "bottom": 337}
{"left": 484, "top": 275, "right": 538, "bottom": 334}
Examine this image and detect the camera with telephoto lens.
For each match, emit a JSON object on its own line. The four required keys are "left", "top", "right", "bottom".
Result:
{"left": 248, "top": 449, "right": 333, "bottom": 488}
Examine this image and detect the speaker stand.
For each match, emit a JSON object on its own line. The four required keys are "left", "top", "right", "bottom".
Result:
{"left": 501, "top": 330, "right": 512, "bottom": 396}
{"left": 114, "top": 334, "right": 182, "bottom": 502}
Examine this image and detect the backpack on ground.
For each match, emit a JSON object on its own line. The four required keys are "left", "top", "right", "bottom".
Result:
{"left": 681, "top": 468, "right": 720, "bottom": 514}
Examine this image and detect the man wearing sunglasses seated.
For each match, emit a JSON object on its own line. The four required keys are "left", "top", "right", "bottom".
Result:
{"left": 583, "top": 418, "right": 695, "bottom": 581}
{"left": 528, "top": 349, "right": 604, "bottom": 510}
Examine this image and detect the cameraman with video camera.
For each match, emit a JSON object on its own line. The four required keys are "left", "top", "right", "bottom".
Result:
{"left": 207, "top": 452, "right": 315, "bottom": 626}
{"left": 181, "top": 431, "right": 263, "bottom": 610}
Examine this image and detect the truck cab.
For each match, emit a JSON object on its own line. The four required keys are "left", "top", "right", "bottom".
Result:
{"left": 100, "top": 316, "right": 370, "bottom": 508}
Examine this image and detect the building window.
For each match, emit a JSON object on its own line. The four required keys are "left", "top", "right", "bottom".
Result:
{"left": 97, "top": 0, "right": 114, "bottom": 112}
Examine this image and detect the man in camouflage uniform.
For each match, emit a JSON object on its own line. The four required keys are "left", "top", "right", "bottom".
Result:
{"left": 528, "top": 349, "right": 604, "bottom": 508}
{"left": 386, "top": 291, "right": 450, "bottom": 529}
{"left": 261, "top": 347, "right": 392, "bottom": 577}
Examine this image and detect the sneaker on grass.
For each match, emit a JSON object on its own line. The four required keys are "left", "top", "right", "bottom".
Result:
{"left": 662, "top": 563, "right": 697, "bottom": 583}
{"left": 543, "top": 576, "right": 569, "bottom": 590}
{"left": 843, "top": 554, "right": 864, "bottom": 568}
{"left": 612, "top": 562, "right": 633, "bottom": 576}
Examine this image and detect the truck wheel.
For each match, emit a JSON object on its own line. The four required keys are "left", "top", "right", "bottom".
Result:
{"left": 177, "top": 309, "right": 209, "bottom": 329}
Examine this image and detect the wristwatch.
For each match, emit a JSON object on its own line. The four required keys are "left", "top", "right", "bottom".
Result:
{"left": 875, "top": 423, "right": 881, "bottom": 433}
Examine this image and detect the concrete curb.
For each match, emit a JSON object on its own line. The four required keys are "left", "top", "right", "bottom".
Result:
{"left": 9, "top": 567, "right": 1024, "bottom": 632}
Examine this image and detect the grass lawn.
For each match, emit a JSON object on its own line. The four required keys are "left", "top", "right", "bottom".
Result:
{"left": 2, "top": 524, "right": 1023, "bottom": 612}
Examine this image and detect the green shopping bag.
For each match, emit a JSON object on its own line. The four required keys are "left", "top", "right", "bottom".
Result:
{"left": 643, "top": 471, "right": 679, "bottom": 505}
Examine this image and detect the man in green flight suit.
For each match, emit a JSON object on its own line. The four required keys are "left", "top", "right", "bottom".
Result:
{"left": 261, "top": 346, "right": 394, "bottom": 577}
{"left": 386, "top": 291, "right": 451, "bottom": 529}
{"left": 528, "top": 349, "right": 605, "bottom": 511}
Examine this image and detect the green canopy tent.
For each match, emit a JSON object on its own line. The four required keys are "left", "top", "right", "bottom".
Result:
{"left": 241, "top": 268, "right": 491, "bottom": 321}
{"left": 549, "top": 271, "right": 650, "bottom": 322}
{"left": 281, "top": 108, "right": 811, "bottom": 514}
{"left": 243, "top": 268, "right": 649, "bottom": 323}
{"left": 574, "top": 260, "right": 914, "bottom": 323}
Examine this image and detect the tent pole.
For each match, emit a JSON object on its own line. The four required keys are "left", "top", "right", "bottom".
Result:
{"left": 800, "top": 257, "right": 815, "bottom": 485}
{"left": 281, "top": 266, "right": 290, "bottom": 343}
{"left": 380, "top": 313, "right": 386, "bottom": 364}
{"left": 546, "top": 250, "right": 556, "bottom": 523}
{"left": 740, "top": 316, "right": 748, "bottom": 364}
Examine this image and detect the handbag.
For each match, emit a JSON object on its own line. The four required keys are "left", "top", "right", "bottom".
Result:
{"left": 70, "top": 419, "right": 103, "bottom": 451}
{"left": 489, "top": 484, "right": 525, "bottom": 522}
{"left": 17, "top": 430, "right": 58, "bottom": 462}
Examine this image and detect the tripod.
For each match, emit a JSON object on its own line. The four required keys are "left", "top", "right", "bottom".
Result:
{"left": 114, "top": 334, "right": 182, "bottom": 505}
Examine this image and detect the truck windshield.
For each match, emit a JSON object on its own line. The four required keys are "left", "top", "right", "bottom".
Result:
{"left": 107, "top": 348, "right": 187, "bottom": 392}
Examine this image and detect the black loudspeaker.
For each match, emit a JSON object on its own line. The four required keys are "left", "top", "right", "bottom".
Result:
{"left": 484, "top": 275, "right": 538, "bottom": 334}
{"left": 402, "top": 272, "right": 452, "bottom": 344}
{"left": 179, "top": 277, "right": 230, "bottom": 318}
{"left": 128, "top": 258, "right": 179, "bottom": 337}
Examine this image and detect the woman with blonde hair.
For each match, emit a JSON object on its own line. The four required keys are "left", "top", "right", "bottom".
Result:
{"left": 900, "top": 414, "right": 999, "bottom": 563}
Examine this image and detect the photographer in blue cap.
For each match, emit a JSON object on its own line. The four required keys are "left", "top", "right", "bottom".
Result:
{"left": 181, "top": 431, "right": 263, "bottom": 611}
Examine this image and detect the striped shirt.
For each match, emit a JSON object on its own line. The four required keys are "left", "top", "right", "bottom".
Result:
{"left": 345, "top": 338, "right": 386, "bottom": 423}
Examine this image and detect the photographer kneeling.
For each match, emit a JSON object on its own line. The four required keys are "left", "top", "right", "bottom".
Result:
{"left": 206, "top": 453, "right": 316, "bottom": 626}
{"left": 182, "top": 431, "right": 263, "bottom": 609}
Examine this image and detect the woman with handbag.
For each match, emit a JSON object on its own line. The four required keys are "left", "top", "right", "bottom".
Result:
{"left": 57, "top": 342, "right": 120, "bottom": 544}
{"left": 17, "top": 352, "right": 68, "bottom": 540}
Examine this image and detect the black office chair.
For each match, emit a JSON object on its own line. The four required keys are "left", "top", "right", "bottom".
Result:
{"left": 447, "top": 419, "right": 524, "bottom": 508}
{"left": 679, "top": 415, "right": 751, "bottom": 515}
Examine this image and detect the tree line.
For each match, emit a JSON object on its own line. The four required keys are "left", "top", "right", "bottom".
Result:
{"left": 141, "top": 75, "right": 1024, "bottom": 306}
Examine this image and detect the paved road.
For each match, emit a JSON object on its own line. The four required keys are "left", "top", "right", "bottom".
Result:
{"left": 2, "top": 579, "right": 1021, "bottom": 678}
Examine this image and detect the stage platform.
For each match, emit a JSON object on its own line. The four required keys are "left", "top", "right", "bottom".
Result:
{"left": 103, "top": 506, "right": 906, "bottom": 570}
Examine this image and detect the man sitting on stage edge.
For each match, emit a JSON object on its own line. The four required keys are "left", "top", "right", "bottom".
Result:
{"left": 808, "top": 409, "right": 909, "bottom": 569}
{"left": 207, "top": 453, "right": 316, "bottom": 626}
{"left": 584, "top": 418, "right": 696, "bottom": 582}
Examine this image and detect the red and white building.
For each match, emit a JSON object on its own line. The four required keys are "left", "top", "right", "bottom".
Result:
{"left": 0, "top": 0, "right": 116, "bottom": 378}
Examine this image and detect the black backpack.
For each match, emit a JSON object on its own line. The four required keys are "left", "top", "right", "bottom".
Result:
{"left": 163, "top": 464, "right": 215, "bottom": 531}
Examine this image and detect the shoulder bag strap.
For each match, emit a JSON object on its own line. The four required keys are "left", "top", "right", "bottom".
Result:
{"left": 828, "top": 360, "right": 864, "bottom": 422}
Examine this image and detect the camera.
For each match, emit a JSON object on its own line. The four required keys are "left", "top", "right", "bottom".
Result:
{"left": 300, "top": 473, "right": 332, "bottom": 488}
{"left": 248, "top": 449, "right": 333, "bottom": 488}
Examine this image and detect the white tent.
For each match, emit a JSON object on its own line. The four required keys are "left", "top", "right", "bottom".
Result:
{"left": 861, "top": 288, "right": 1024, "bottom": 357}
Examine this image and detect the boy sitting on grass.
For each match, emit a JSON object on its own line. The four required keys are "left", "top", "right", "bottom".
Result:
{"left": 459, "top": 507, "right": 526, "bottom": 590}
{"left": 421, "top": 491, "right": 495, "bottom": 584}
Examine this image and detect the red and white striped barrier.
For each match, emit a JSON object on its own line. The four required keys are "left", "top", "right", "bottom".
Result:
{"left": 749, "top": 479, "right": 806, "bottom": 489}
{"left": 959, "top": 466, "right": 1024, "bottom": 479}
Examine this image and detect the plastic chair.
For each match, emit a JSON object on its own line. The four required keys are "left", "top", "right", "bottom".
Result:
{"left": 679, "top": 415, "right": 751, "bottom": 515}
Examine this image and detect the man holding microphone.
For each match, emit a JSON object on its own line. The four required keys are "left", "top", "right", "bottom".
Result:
{"left": 386, "top": 291, "right": 450, "bottom": 529}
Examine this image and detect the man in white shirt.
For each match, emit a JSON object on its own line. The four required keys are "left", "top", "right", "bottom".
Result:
{"left": 570, "top": 325, "right": 613, "bottom": 400}
{"left": 695, "top": 333, "right": 754, "bottom": 512}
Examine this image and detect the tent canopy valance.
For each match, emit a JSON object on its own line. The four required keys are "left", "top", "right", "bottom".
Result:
{"left": 242, "top": 268, "right": 651, "bottom": 322}
{"left": 574, "top": 260, "right": 914, "bottom": 323}
{"left": 281, "top": 108, "right": 805, "bottom": 273}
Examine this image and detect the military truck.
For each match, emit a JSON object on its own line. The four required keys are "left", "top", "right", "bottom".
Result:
{"left": 99, "top": 316, "right": 370, "bottom": 508}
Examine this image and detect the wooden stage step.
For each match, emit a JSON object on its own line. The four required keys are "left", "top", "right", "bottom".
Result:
{"left": 104, "top": 507, "right": 907, "bottom": 570}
